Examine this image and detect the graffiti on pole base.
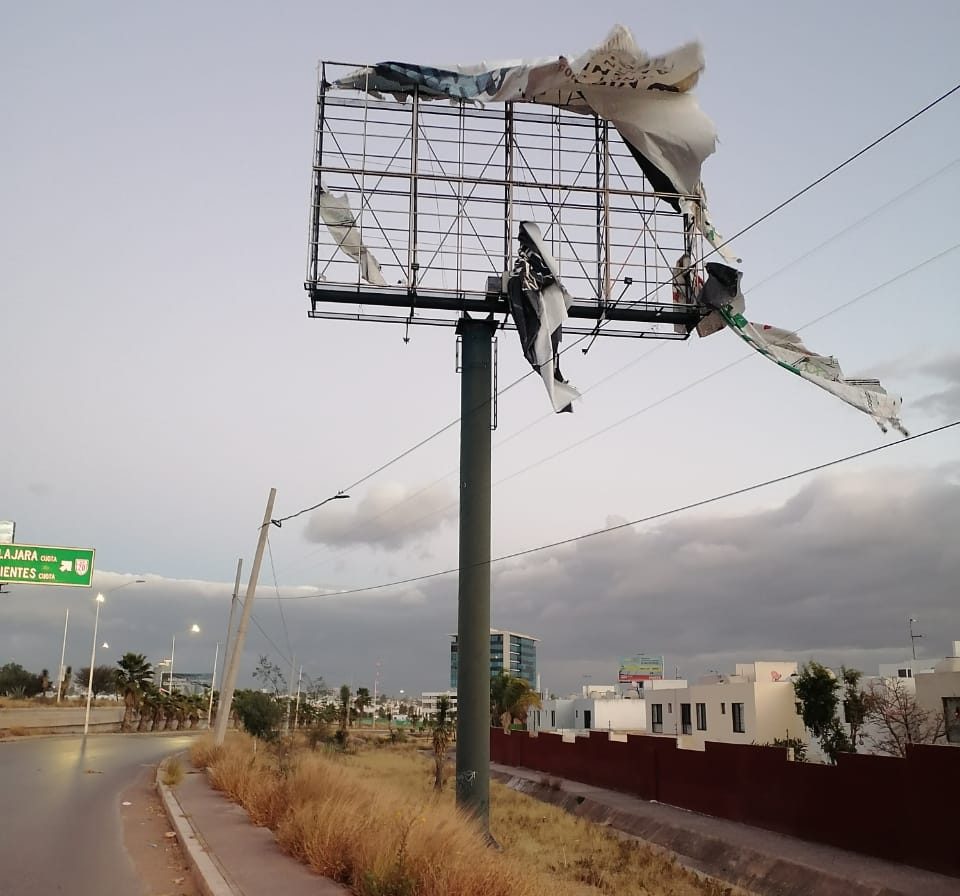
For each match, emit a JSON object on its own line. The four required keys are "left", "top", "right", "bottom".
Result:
{"left": 456, "top": 770, "right": 477, "bottom": 792}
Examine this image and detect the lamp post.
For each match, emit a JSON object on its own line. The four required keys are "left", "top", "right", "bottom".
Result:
{"left": 56, "top": 609, "right": 69, "bottom": 704}
{"left": 168, "top": 623, "right": 200, "bottom": 695}
{"left": 60, "top": 577, "right": 144, "bottom": 703}
{"left": 83, "top": 594, "right": 106, "bottom": 736}
{"left": 909, "top": 617, "right": 924, "bottom": 661}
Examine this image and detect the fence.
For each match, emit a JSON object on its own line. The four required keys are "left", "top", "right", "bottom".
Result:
{"left": 490, "top": 728, "right": 959, "bottom": 877}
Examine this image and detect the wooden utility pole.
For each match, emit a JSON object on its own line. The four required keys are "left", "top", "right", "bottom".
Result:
{"left": 214, "top": 489, "right": 276, "bottom": 746}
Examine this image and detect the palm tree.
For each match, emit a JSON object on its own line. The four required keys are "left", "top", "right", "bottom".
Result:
{"left": 59, "top": 666, "right": 72, "bottom": 701}
{"left": 491, "top": 674, "right": 541, "bottom": 731}
{"left": 138, "top": 690, "right": 159, "bottom": 731}
{"left": 115, "top": 653, "right": 154, "bottom": 732}
{"left": 339, "top": 684, "right": 351, "bottom": 732}
{"left": 432, "top": 696, "right": 454, "bottom": 792}
{"left": 355, "top": 687, "right": 371, "bottom": 727}
{"left": 503, "top": 676, "right": 541, "bottom": 729}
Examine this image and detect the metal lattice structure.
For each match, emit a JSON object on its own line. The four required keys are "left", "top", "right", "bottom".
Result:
{"left": 306, "top": 62, "right": 705, "bottom": 339}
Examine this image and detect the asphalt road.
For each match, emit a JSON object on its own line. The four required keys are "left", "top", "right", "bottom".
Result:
{"left": 0, "top": 733, "right": 194, "bottom": 896}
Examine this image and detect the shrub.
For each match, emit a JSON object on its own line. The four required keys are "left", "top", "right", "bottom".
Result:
{"left": 233, "top": 689, "right": 284, "bottom": 742}
{"left": 162, "top": 756, "right": 185, "bottom": 786}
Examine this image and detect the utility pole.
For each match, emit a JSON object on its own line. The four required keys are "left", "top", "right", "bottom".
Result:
{"left": 285, "top": 653, "right": 296, "bottom": 735}
{"left": 372, "top": 658, "right": 381, "bottom": 729}
{"left": 293, "top": 665, "right": 303, "bottom": 730}
{"left": 214, "top": 488, "right": 277, "bottom": 746}
{"left": 454, "top": 316, "right": 496, "bottom": 834}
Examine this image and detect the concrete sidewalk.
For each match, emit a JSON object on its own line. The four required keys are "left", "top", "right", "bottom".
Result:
{"left": 492, "top": 763, "right": 960, "bottom": 896}
{"left": 159, "top": 763, "right": 348, "bottom": 896}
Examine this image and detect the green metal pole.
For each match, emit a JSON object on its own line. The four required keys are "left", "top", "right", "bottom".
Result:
{"left": 455, "top": 316, "right": 496, "bottom": 832}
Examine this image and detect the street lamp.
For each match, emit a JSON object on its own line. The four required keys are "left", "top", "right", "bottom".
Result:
{"left": 167, "top": 623, "right": 200, "bottom": 695}
{"left": 909, "top": 617, "right": 924, "bottom": 661}
{"left": 58, "top": 577, "right": 144, "bottom": 703}
{"left": 83, "top": 594, "right": 106, "bottom": 736}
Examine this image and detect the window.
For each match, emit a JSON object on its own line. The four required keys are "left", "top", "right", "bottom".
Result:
{"left": 898, "top": 669, "right": 908, "bottom": 678}
{"left": 652, "top": 704, "right": 663, "bottom": 733}
{"left": 667, "top": 702, "right": 673, "bottom": 714}
{"left": 721, "top": 702, "right": 726, "bottom": 714}
{"left": 551, "top": 710, "right": 555, "bottom": 727}
{"left": 680, "top": 703, "right": 692, "bottom": 735}
{"left": 732, "top": 702, "right": 745, "bottom": 733}
{"left": 795, "top": 702, "right": 802, "bottom": 715}
{"left": 696, "top": 703, "right": 707, "bottom": 731}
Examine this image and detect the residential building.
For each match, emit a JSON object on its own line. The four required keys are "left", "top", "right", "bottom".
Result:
{"left": 420, "top": 690, "right": 457, "bottom": 718}
{"left": 449, "top": 629, "right": 538, "bottom": 689}
{"left": 529, "top": 680, "right": 686, "bottom": 735}
{"left": 915, "top": 641, "right": 960, "bottom": 746}
{"left": 642, "top": 661, "right": 805, "bottom": 751}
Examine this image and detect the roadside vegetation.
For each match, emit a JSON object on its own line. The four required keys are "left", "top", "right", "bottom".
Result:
{"left": 191, "top": 731, "right": 735, "bottom": 896}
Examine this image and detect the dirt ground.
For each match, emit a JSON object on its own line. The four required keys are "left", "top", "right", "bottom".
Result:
{"left": 121, "top": 763, "right": 200, "bottom": 896}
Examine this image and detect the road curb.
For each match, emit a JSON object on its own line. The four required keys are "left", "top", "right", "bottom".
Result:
{"left": 156, "top": 755, "right": 236, "bottom": 896}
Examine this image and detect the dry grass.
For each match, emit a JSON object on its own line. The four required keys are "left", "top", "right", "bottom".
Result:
{"left": 191, "top": 733, "right": 736, "bottom": 896}
{"left": 162, "top": 755, "right": 185, "bottom": 787}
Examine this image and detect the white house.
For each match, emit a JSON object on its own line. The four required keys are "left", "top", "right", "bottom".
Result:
{"left": 528, "top": 679, "right": 687, "bottom": 735}
{"left": 419, "top": 690, "right": 457, "bottom": 718}
{"left": 915, "top": 641, "right": 960, "bottom": 746}
{"left": 642, "top": 661, "right": 806, "bottom": 751}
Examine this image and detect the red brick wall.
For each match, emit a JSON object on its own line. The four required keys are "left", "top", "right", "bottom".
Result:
{"left": 490, "top": 728, "right": 959, "bottom": 877}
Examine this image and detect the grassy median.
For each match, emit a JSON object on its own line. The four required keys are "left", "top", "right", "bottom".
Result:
{"left": 191, "top": 733, "right": 737, "bottom": 896}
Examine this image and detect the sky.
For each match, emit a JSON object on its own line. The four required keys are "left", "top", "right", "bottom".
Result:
{"left": 2, "top": 1, "right": 959, "bottom": 699}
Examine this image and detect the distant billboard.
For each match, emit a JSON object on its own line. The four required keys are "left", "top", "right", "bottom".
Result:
{"left": 619, "top": 654, "right": 664, "bottom": 682}
{"left": 0, "top": 521, "right": 14, "bottom": 545}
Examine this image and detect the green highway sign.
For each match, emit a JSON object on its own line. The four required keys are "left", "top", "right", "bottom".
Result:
{"left": 0, "top": 543, "right": 96, "bottom": 587}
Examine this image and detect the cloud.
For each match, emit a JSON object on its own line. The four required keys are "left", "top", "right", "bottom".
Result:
{"left": 871, "top": 352, "right": 960, "bottom": 422}
{"left": 302, "top": 481, "right": 457, "bottom": 551}
{"left": 490, "top": 466, "right": 960, "bottom": 691}
{"left": 2, "top": 466, "right": 957, "bottom": 699}
{"left": 912, "top": 353, "right": 960, "bottom": 420}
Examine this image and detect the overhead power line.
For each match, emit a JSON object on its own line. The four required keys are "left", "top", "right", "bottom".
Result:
{"left": 280, "top": 236, "right": 960, "bottom": 579}
{"left": 274, "top": 80, "right": 960, "bottom": 534}
{"left": 278, "top": 418, "right": 960, "bottom": 601}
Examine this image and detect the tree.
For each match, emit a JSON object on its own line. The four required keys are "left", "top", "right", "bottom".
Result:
{"left": 115, "top": 653, "right": 154, "bottom": 732}
{"left": 490, "top": 673, "right": 540, "bottom": 730}
{"left": 75, "top": 665, "right": 115, "bottom": 699}
{"left": 138, "top": 690, "right": 160, "bottom": 732}
{"left": 432, "top": 696, "right": 454, "bottom": 792}
{"left": 233, "top": 689, "right": 284, "bottom": 741}
{"left": 252, "top": 655, "right": 287, "bottom": 698}
{"left": 793, "top": 661, "right": 853, "bottom": 764}
{"left": 503, "top": 676, "right": 541, "bottom": 728}
{"left": 355, "top": 687, "right": 371, "bottom": 726}
{"left": 59, "top": 665, "right": 72, "bottom": 700}
{"left": 0, "top": 663, "right": 43, "bottom": 698}
{"left": 865, "top": 677, "right": 945, "bottom": 757}
{"left": 39, "top": 669, "right": 51, "bottom": 695}
{"left": 490, "top": 673, "right": 510, "bottom": 726}
{"left": 841, "top": 666, "right": 872, "bottom": 748}
{"left": 338, "top": 684, "right": 351, "bottom": 732}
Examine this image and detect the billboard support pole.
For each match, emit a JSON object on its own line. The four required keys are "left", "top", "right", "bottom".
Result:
{"left": 454, "top": 316, "right": 496, "bottom": 836}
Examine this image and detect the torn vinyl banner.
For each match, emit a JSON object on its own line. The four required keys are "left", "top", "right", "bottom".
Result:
{"left": 507, "top": 222, "right": 581, "bottom": 413}
{"left": 317, "top": 189, "right": 386, "bottom": 286}
{"left": 711, "top": 287, "right": 908, "bottom": 435}
{"left": 335, "top": 25, "right": 726, "bottom": 247}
